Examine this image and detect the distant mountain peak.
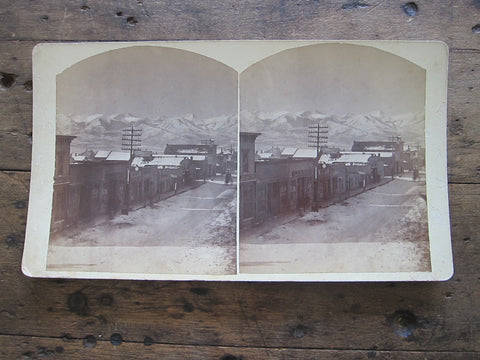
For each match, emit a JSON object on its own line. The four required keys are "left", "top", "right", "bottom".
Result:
{"left": 240, "top": 109, "right": 424, "bottom": 149}
{"left": 57, "top": 112, "right": 237, "bottom": 154}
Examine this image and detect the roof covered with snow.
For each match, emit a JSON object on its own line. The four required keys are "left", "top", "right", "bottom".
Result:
{"left": 281, "top": 147, "right": 298, "bottom": 156}
{"left": 319, "top": 152, "right": 376, "bottom": 165}
{"left": 72, "top": 155, "right": 87, "bottom": 162}
{"left": 153, "top": 154, "right": 206, "bottom": 161}
{"left": 364, "top": 145, "right": 395, "bottom": 151}
{"left": 292, "top": 148, "right": 318, "bottom": 159}
{"left": 217, "top": 148, "right": 233, "bottom": 155}
{"left": 106, "top": 151, "right": 130, "bottom": 161}
{"left": 132, "top": 155, "right": 191, "bottom": 168}
{"left": 94, "top": 150, "right": 111, "bottom": 159}
{"left": 379, "top": 152, "right": 395, "bottom": 158}
{"left": 352, "top": 141, "right": 398, "bottom": 152}
{"left": 164, "top": 144, "right": 215, "bottom": 155}
{"left": 257, "top": 152, "right": 274, "bottom": 160}
{"left": 151, "top": 157, "right": 184, "bottom": 167}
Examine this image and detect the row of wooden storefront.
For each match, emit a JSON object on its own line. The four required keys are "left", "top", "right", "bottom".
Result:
{"left": 239, "top": 132, "right": 389, "bottom": 228}
{"left": 51, "top": 136, "right": 199, "bottom": 234}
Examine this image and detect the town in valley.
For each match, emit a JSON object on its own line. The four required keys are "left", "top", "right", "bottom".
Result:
{"left": 239, "top": 124, "right": 430, "bottom": 274}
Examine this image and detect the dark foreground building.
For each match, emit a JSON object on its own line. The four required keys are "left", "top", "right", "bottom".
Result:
{"left": 240, "top": 132, "right": 315, "bottom": 228}
{"left": 51, "top": 135, "right": 197, "bottom": 235}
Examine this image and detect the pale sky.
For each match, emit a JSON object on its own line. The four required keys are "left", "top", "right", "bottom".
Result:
{"left": 57, "top": 46, "right": 237, "bottom": 119}
{"left": 240, "top": 43, "right": 426, "bottom": 116}
{"left": 57, "top": 43, "right": 426, "bottom": 120}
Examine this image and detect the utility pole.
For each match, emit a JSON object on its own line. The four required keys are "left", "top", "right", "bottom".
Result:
{"left": 121, "top": 126, "right": 142, "bottom": 214}
{"left": 308, "top": 123, "right": 328, "bottom": 211}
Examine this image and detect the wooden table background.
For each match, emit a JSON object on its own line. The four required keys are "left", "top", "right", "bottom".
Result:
{"left": 1, "top": 1, "right": 479, "bottom": 359}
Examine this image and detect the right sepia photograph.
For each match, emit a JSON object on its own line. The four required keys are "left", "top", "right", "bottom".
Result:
{"left": 239, "top": 43, "right": 430, "bottom": 274}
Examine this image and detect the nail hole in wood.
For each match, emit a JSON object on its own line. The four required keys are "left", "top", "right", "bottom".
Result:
{"left": 390, "top": 310, "right": 418, "bottom": 338}
{"left": 291, "top": 324, "right": 308, "bottom": 338}
{"left": 110, "top": 333, "right": 123, "bottom": 345}
{"left": 0, "top": 72, "right": 17, "bottom": 88}
{"left": 402, "top": 2, "right": 418, "bottom": 17}
{"left": 220, "top": 356, "right": 242, "bottom": 360}
{"left": 24, "top": 80, "right": 32, "bottom": 91}
{"left": 143, "top": 336, "right": 154, "bottom": 346}
{"left": 83, "top": 335, "right": 97, "bottom": 348}
{"left": 5, "top": 233, "right": 19, "bottom": 248}
{"left": 126, "top": 16, "right": 138, "bottom": 25}
{"left": 67, "top": 291, "right": 89, "bottom": 316}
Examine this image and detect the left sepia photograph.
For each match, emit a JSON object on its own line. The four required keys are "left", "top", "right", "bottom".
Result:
{"left": 47, "top": 46, "right": 238, "bottom": 275}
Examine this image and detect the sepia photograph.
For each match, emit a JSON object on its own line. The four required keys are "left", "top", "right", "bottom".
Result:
{"left": 47, "top": 45, "right": 238, "bottom": 275}
{"left": 23, "top": 41, "right": 451, "bottom": 281}
{"left": 239, "top": 43, "right": 431, "bottom": 274}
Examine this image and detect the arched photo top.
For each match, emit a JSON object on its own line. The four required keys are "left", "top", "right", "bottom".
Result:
{"left": 57, "top": 45, "right": 238, "bottom": 120}
{"left": 240, "top": 42, "right": 426, "bottom": 117}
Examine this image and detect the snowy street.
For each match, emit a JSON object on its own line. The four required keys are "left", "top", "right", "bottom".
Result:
{"left": 47, "top": 180, "right": 237, "bottom": 275}
{"left": 240, "top": 177, "right": 431, "bottom": 274}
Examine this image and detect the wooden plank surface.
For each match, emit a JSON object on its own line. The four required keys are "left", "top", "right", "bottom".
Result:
{"left": 1, "top": 0, "right": 479, "bottom": 358}
{"left": 0, "top": 0, "right": 479, "bottom": 47}
{"left": 1, "top": 173, "right": 480, "bottom": 357}
{"left": 0, "top": 335, "right": 478, "bottom": 360}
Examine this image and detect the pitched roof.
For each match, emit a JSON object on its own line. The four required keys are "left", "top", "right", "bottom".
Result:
{"left": 352, "top": 141, "right": 397, "bottom": 152}
{"left": 319, "top": 152, "right": 376, "bottom": 165}
{"left": 72, "top": 155, "right": 87, "bottom": 162}
{"left": 378, "top": 152, "right": 395, "bottom": 158}
{"left": 257, "top": 152, "right": 274, "bottom": 160}
{"left": 106, "top": 151, "right": 130, "bottom": 161}
{"left": 94, "top": 150, "right": 111, "bottom": 159}
{"left": 292, "top": 148, "right": 318, "bottom": 159}
{"left": 153, "top": 154, "right": 206, "bottom": 161}
{"left": 164, "top": 144, "right": 215, "bottom": 155}
{"left": 132, "top": 154, "right": 193, "bottom": 168}
{"left": 281, "top": 147, "right": 298, "bottom": 156}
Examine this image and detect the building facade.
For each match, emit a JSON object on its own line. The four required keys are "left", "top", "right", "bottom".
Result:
{"left": 240, "top": 132, "right": 315, "bottom": 227}
{"left": 164, "top": 143, "right": 217, "bottom": 178}
{"left": 351, "top": 139, "right": 404, "bottom": 176}
{"left": 51, "top": 135, "right": 76, "bottom": 233}
{"left": 51, "top": 135, "right": 199, "bottom": 235}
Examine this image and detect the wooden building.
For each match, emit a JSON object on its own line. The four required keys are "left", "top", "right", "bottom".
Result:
{"left": 51, "top": 135, "right": 76, "bottom": 233}
{"left": 51, "top": 135, "right": 198, "bottom": 234}
{"left": 240, "top": 132, "right": 315, "bottom": 227}
{"left": 164, "top": 143, "right": 217, "bottom": 178}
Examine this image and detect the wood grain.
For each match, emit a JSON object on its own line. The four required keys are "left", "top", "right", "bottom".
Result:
{"left": 1, "top": 173, "right": 479, "bottom": 357}
{"left": 0, "top": 0, "right": 479, "bottom": 47}
{"left": 0, "top": 334, "right": 479, "bottom": 360}
{"left": 0, "top": 0, "right": 479, "bottom": 358}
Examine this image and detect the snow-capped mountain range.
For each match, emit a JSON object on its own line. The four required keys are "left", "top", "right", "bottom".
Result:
{"left": 58, "top": 110, "right": 424, "bottom": 154}
{"left": 57, "top": 113, "right": 238, "bottom": 153}
{"left": 240, "top": 110, "right": 425, "bottom": 150}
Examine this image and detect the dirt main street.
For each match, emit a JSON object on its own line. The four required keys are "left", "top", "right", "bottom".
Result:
{"left": 47, "top": 179, "right": 237, "bottom": 275}
{"left": 240, "top": 177, "right": 431, "bottom": 274}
